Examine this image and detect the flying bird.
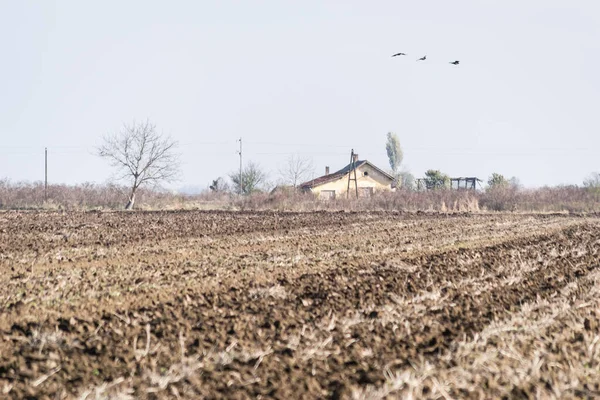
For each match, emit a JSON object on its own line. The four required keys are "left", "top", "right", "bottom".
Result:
{"left": 391, "top": 52, "right": 406, "bottom": 57}
{"left": 417, "top": 55, "right": 427, "bottom": 61}
{"left": 449, "top": 60, "right": 460, "bottom": 65}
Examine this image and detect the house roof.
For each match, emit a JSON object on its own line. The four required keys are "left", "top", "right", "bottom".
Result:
{"left": 299, "top": 160, "right": 394, "bottom": 189}
{"left": 270, "top": 185, "right": 296, "bottom": 195}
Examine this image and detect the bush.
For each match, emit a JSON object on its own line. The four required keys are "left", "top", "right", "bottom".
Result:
{"left": 423, "top": 170, "right": 450, "bottom": 190}
{"left": 480, "top": 186, "right": 519, "bottom": 211}
{"left": 0, "top": 180, "right": 216, "bottom": 210}
{"left": 1, "top": 179, "right": 598, "bottom": 213}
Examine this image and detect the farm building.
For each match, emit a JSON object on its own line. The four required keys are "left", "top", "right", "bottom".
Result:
{"left": 299, "top": 154, "right": 395, "bottom": 199}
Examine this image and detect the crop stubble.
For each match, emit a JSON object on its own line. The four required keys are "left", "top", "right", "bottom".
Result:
{"left": 0, "top": 211, "right": 599, "bottom": 399}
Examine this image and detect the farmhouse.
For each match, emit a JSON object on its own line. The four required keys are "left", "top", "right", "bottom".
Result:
{"left": 299, "top": 154, "right": 395, "bottom": 199}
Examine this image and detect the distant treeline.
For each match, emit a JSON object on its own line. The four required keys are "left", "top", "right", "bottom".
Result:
{"left": 0, "top": 180, "right": 195, "bottom": 210}
{"left": 0, "top": 179, "right": 599, "bottom": 213}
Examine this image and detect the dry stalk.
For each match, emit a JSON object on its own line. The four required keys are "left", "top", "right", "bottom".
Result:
{"left": 32, "top": 367, "right": 61, "bottom": 387}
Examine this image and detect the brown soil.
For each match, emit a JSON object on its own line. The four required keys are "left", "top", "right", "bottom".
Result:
{"left": 0, "top": 211, "right": 598, "bottom": 399}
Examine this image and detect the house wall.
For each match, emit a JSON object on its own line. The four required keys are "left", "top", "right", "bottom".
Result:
{"left": 310, "top": 164, "right": 393, "bottom": 198}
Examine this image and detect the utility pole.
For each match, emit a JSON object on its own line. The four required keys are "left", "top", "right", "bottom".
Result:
{"left": 237, "top": 138, "right": 243, "bottom": 195}
{"left": 44, "top": 147, "right": 48, "bottom": 202}
{"left": 347, "top": 148, "right": 358, "bottom": 199}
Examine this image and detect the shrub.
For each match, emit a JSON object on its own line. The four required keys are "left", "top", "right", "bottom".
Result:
{"left": 1, "top": 180, "right": 598, "bottom": 213}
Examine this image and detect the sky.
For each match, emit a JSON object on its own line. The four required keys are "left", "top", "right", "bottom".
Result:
{"left": 1, "top": 0, "right": 599, "bottom": 191}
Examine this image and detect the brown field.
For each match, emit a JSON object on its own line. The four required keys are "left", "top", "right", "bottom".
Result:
{"left": 1, "top": 211, "right": 599, "bottom": 399}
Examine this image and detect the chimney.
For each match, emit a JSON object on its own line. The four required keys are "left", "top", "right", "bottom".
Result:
{"left": 325, "top": 166, "right": 330, "bottom": 175}
{"left": 352, "top": 154, "right": 359, "bottom": 163}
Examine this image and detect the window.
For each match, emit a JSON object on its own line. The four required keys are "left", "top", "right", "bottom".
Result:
{"left": 320, "top": 190, "right": 336, "bottom": 200}
{"left": 363, "top": 171, "right": 369, "bottom": 177}
{"left": 359, "top": 187, "right": 374, "bottom": 198}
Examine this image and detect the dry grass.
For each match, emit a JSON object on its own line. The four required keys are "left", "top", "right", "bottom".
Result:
{"left": 351, "top": 264, "right": 600, "bottom": 399}
{"left": 249, "top": 284, "right": 288, "bottom": 300}
{"left": 2, "top": 179, "right": 599, "bottom": 212}
{"left": 78, "top": 378, "right": 135, "bottom": 400}
{"left": 1, "top": 211, "right": 599, "bottom": 399}
{"left": 76, "top": 331, "right": 273, "bottom": 399}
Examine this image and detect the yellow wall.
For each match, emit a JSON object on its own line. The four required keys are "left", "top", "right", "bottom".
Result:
{"left": 310, "top": 163, "right": 393, "bottom": 199}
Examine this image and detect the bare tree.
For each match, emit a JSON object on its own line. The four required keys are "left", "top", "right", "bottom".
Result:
{"left": 209, "top": 177, "right": 230, "bottom": 193}
{"left": 279, "top": 155, "right": 314, "bottom": 188}
{"left": 396, "top": 170, "right": 415, "bottom": 190}
{"left": 97, "top": 120, "right": 180, "bottom": 209}
{"left": 229, "top": 161, "right": 267, "bottom": 195}
{"left": 584, "top": 172, "right": 600, "bottom": 188}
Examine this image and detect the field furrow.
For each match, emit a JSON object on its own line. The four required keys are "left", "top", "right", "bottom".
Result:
{"left": 0, "top": 211, "right": 598, "bottom": 399}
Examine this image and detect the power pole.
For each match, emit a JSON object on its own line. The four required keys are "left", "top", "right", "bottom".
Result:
{"left": 237, "top": 138, "right": 243, "bottom": 195}
{"left": 44, "top": 147, "right": 48, "bottom": 202}
{"left": 347, "top": 148, "right": 358, "bottom": 199}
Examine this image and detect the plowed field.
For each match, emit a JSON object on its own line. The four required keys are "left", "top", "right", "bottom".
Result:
{"left": 1, "top": 211, "right": 599, "bottom": 399}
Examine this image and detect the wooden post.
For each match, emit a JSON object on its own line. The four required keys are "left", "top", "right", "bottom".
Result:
{"left": 346, "top": 149, "right": 359, "bottom": 199}
{"left": 44, "top": 147, "right": 48, "bottom": 202}
{"left": 238, "top": 138, "right": 242, "bottom": 195}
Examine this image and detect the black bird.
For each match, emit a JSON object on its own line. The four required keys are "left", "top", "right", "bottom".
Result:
{"left": 417, "top": 55, "right": 427, "bottom": 61}
{"left": 449, "top": 60, "right": 460, "bottom": 65}
{"left": 391, "top": 52, "right": 406, "bottom": 57}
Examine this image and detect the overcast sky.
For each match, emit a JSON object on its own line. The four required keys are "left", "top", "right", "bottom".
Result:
{"left": 1, "top": 1, "right": 599, "bottom": 190}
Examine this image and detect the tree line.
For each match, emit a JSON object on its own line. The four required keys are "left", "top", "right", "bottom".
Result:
{"left": 96, "top": 120, "right": 600, "bottom": 209}
{"left": 96, "top": 120, "right": 316, "bottom": 207}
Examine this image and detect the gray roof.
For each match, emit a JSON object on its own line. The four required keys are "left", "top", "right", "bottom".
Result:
{"left": 300, "top": 160, "right": 394, "bottom": 189}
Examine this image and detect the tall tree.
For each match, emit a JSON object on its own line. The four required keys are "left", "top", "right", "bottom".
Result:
{"left": 97, "top": 120, "right": 180, "bottom": 209}
{"left": 385, "top": 132, "right": 403, "bottom": 174}
{"left": 278, "top": 155, "right": 314, "bottom": 188}
{"left": 229, "top": 162, "right": 267, "bottom": 195}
